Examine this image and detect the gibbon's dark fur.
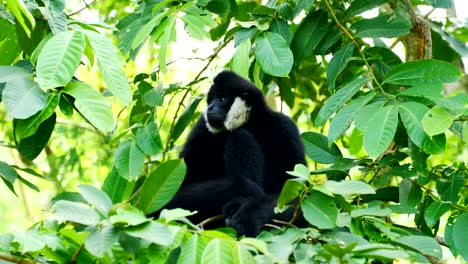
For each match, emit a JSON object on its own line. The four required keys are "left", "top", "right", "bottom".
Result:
{"left": 163, "top": 71, "right": 306, "bottom": 236}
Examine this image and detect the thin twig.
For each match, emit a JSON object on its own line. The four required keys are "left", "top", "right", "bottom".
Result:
{"left": 68, "top": 0, "right": 96, "bottom": 16}
{"left": 197, "top": 214, "right": 224, "bottom": 228}
{"left": 0, "top": 253, "right": 35, "bottom": 264}
{"left": 272, "top": 219, "right": 297, "bottom": 228}
{"left": 71, "top": 243, "right": 85, "bottom": 261}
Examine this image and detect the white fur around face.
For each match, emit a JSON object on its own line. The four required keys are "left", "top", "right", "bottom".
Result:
{"left": 224, "top": 97, "right": 251, "bottom": 131}
{"left": 203, "top": 110, "right": 222, "bottom": 134}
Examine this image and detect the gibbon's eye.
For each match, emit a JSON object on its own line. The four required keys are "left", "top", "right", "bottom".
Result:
{"left": 219, "top": 96, "right": 225, "bottom": 102}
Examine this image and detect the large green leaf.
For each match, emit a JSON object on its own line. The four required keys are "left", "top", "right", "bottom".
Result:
{"left": 52, "top": 200, "right": 100, "bottom": 226}
{"left": 0, "top": 19, "right": 22, "bottom": 65}
{"left": 230, "top": 39, "right": 251, "bottom": 79}
{"left": 345, "top": 0, "right": 391, "bottom": 17}
{"left": 354, "top": 100, "right": 385, "bottom": 132}
{"left": 136, "top": 118, "right": 163, "bottom": 156}
{"left": 278, "top": 178, "right": 306, "bottom": 208}
{"left": 395, "top": 236, "right": 442, "bottom": 259}
{"left": 178, "top": 234, "right": 207, "bottom": 264}
{"left": 363, "top": 105, "right": 398, "bottom": 157}
{"left": 453, "top": 212, "right": 468, "bottom": 260}
{"left": 201, "top": 238, "right": 233, "bottom": 264}
{"left": 3, "top": 78, "right": 47, "bottom": 119}
{"left": 36, "top": 31, "right": 85, "bottom": 90}
{"left": 352, "top": 15, "right": 411, "bottom": 38}
{"left": 315, "top": 77, "right": 368, "bottom": 127}
{"left": 424, "top": 201, "right": 450, "bottom": 228}
{"left": 102, "top": 168, "right": 134, "bottom": 203}
{"left": 254, "top": 32, "right": 293, "bottom": 77}
{"left": 0, "top": 161, "right": 17, "bottom": 185}
{"left": 398, "top": 102, "right": 446, "bottom": 154}
{"left": 399, "top": 178, "right": 422, "bottom": 208}
{"left": 290, "top": 9, "right": 327, "bottom": 61}
{"left": 421, "top": 106, "right": 456, "bottom": 136}
{"left": 137, "top": 159, "right": 186, "bottom": 214}
{"left": 14, "top": 92, "right": 59, "bottom": 140}
{"left": 439, "top": 170, "right": 464, "bottom": 203}
{"left": 157, "top": 16, "right": 177, "bottom": 73}
{"left": 0, "top": 66, "right": 31, "bottom": 82}
{"left": 7, "top": 0, "right": 36, "bottom": 37}
{"left": 232, "top": 244, "right": 255, "bottom": 264}
{"left": 328, "top": 92, "right": 375, "bottom": 144}
{"left": 63, "top": 82, "right": 114, "bottom": 133}
{"left": 84, "top": 30, "right": 132, "bottom": 106}
{"left": 77, "top": 184, "right": 113, "bottom": 216}
{"left": 383, "top": 59, "right": 462, "bottom": 86}
{"left": 325, "top": 180, "right": 375, "bottom": 196}
{"left": 327, "top": 42, "right": 355, "bottom": 92}
{"left": 301, "top": 132, "right": 342, "bottom": 164}
{"left": 172, "top": 96, "right": 203, "bottom": 142}
{"left": 84, "top": 226, "right": 119, "bottom": 257}
{"left": 16, "top": 113, "right": 56, "bottom": 161}
{"left": 132, "top": 12, "right": 166, "bottom": 50}
{"left": 124, "top": 221, "right": 175, "bottom": 246}
{"left": 113, "top": 140, "right": 145, "bottom": 181}
{"left": 301, "top": 191, "right": 338, "bottom": 229}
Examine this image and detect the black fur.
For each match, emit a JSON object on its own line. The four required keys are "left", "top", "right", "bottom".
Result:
{"left": 163, "top": 71, "right": 306, "bottom": 236}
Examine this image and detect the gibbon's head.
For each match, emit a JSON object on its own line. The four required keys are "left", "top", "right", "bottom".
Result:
{"left": 204, "top": 71, "right": 266, "bottom": 133}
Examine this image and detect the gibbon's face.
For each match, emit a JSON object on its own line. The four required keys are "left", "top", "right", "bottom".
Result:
{"left": 204, "top": 91, "right": 251, "bottom": 133}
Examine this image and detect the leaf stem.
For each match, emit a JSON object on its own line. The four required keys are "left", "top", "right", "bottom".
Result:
{"left": 323, "top": 0, "right": 390, "bottom": 97}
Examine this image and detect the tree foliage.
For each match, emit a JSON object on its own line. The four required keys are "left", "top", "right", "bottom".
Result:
{"left": 0, "top": 0, "right": 467, "bottom": 263}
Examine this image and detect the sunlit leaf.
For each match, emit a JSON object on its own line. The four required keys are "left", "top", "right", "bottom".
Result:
{"left": 254, "top": 32, "right": 293, "bottom": 77}
{"left": 301, "top": 191, "right": 338, "bottom": 229}
{"left": 363, "top": 105, "right": 398, "bottom": 157}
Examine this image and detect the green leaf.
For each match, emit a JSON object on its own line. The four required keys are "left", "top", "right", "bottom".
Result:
{"left": 439, "top": 170, "right": 464, "bottom": 203}
{"left": 270, "top": 18, "right": 291, "bottom": 44}
{"left": 424, "top": 201, "right": 450, "bottom": 228}
{"left": 158, "top": 16, "right": 177, "bottom": 73}
{"left": 254, "top": 32, "right": 293, "bottom": 77}
{"left": 395, "top": 236, "right": 442, "bottom": 259}
{"left": 327, "top": 42, "right": 355, "bottom": 91}
{"left": 383, "top": 59, "right": 462, "bottom": 86}
{"left": 63, "top": 82, "right": 114, "bottom": 133}
{"left": 422, "top": 106, "right": 456, "bottom": 136}
{"left": 109, "top": 206, "right": 148, "bottom": 226}
{"left": 278, "top": 178, "right": 306, "bottom": 208}
{"left": 14, "top": 92, "right": 59, "bottom": 140}
{"left": 7, "top": 0, "right": 36, "bottom": 37}
{"left": 132, "top": 12, "right": 166, "bottom": 49}
{"left": 301, "top": 191, "right": 338, "bottom": 229}
{"left": 345, "top": 0, "right": 391, "bottom": 17}
{"left": 159, "top": 208, "right": 196, "bottom": 223}
{"left": 354, "top": 100, "right": 385, "bottom": 132}
{"left": 427, "top": 0, "right": 452, "bottom": 8}
{"left": 398, "top": 102, "right": 446, "bottom": 154}
{"left": 232, "top": 244, "right": 255, "bottom": 264}
{"left": 137, "top": 159, "right": 186, "bottom": 214}
{"left": 230, "top": 39, "right": 251, "bottom": 79}
{"left": 290, "top": 9, "right": 328, "bottom": 61}
{"left": 201, "top": 238, "right": 233, "bottom": 264}
{"left": 102, "top": 168, "right": 134, "bottom": 203}
{"left": 286, "top": 164, "right": 310, "bottom": 180}
{"left": 16, "top": 113, "right": 56, "bottom": 161}
{"left": 178, "top": 234, "right": 207, "bottom": 264}
{"left": 399, "top": 178, "right": 422, "bottom": 208}
{"left": 52, "top": 200, "right": 100, "bottom": 225}
{"left": 0, "top": 66, "right": 31, "bottom": 82}
{"left": 0, "top": 19, "right": 22, "bottom": 65}
{"left": 113, "top": 140, "right": 145, "bottom": 181}
{"left": 3, "top": 78, "right": 47, "bottom": 119}
{"left": 124, "top": 221, "right": 175, "bottom": 246}
{"left": 36, "top": 31, "right": 85, "bottom": 90}
{"left": 363, "top": 105, "right": 398, "bottom": 157}
{"left": 77, "top": 184, "right": 113, "bottom": 216}
{"left": 172, "top": 96, "right": 203, "bottom": 142}
{"left": 328, "top": 92, "right": 375, "bottom": 144}
{"left": 182, "top": 11, "right": 215, "bottom": 40}
{"left": 15, "top": 230, "right": 45, "bottom": 253}
{"left": 301, "top": 132, "right": 342, "bottom": 164}
{"left": 84, "top": 226, "right": 119, "bottom": 257}
{"left": 315, "top": 77, "right": 368, "bottom": 127}
{"left": 351, "top": 206, "right": 392, "bottom": 218}
{"left": 325, "top": 180, "right": 375, "bottom": 196}
{"left": 0, "top": 161, "right": 17, "bottom": 184}
{"left": 453, "top": 212, "right": 468, "bottom": 260}
{"left": 352, "top": 15, "right": 411, "bottom": 38}
{"left": 84, "top": 30, "right": 132, "bottom": 106}
{"left": 136, "top": 119, "right": 163, "bottom": 155}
